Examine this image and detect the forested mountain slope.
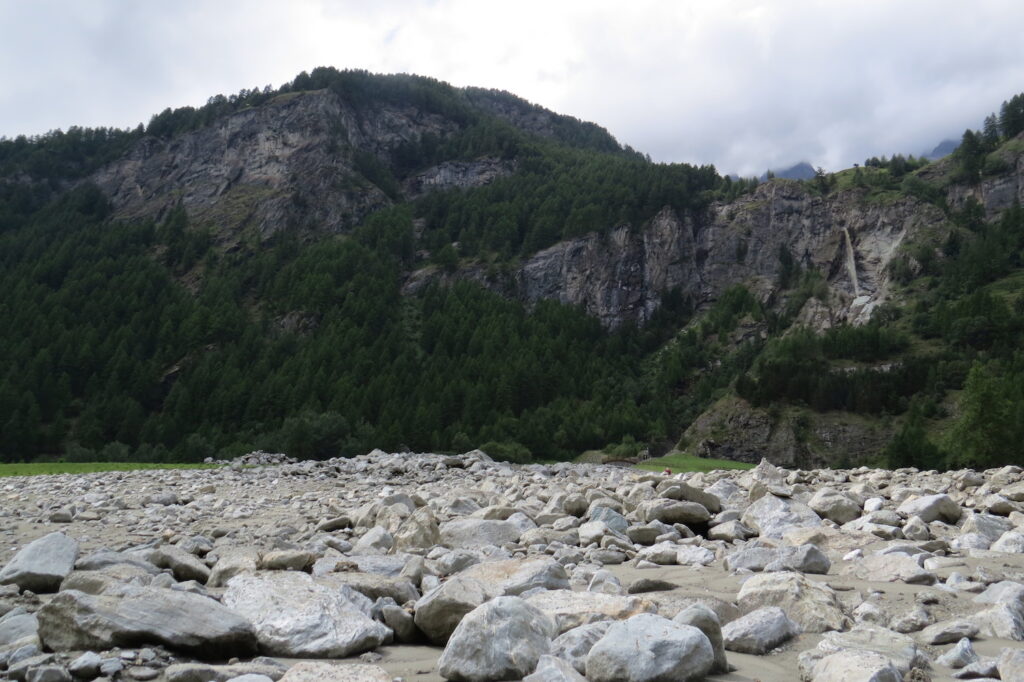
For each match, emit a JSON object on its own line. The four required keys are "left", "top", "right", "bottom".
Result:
{"left": 2, "top": 68, "right": 1023, "bottom": 469}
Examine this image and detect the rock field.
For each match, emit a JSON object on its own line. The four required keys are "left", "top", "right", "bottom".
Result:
{"left": 1, "top": 450, "right": 1024, "bottom": 682}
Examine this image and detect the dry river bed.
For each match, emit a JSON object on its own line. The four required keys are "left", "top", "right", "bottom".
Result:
{"left": 1, "top": 449, "right": 1023, "bottom": 682}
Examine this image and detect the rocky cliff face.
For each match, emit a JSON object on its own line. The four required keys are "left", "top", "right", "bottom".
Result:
{"left": 430, "top": 180, "right": 949, "bottom": 329}
{"left": 503, "top": 147, "right": 1024, "bottom": 329}
{"left": 91, "top": 90, "right": 470, "bottom": 241}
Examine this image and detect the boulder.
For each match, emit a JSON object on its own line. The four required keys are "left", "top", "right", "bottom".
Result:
{"left": 736, "top": 571, "right": 846, "bottom": 633}
{"left": 439, "top": 519, "right": 520, "bottom": 549}
{"left": 809, "top": 488, "right": 862, "bottom": 524}
{"left": 393, "top": 507, "right": 441, "bottom": 551}
{"left": 459, "top": 558, "right": 569, "bottom": 596}
{"left": 222, "top": 572, "right": 389, "bottom": 657}
{"left": 810, "top": 650, "right": 902, "bottom": 682}
{"left": 164, "top": 661, "right": 288, "bottom": 682}
{"left": 550, "top": 621, "right": 612, "bottom": 675}
{"left": 673, "top": 604, "right": 728, "bottom": 674}
{"left": 722, "top": 606, "right": 799, "bottom": 654}
{"left": 896, "top": 494, "right": 961, "bottom": 524}
{"left": 0, "top": 533, "right": 78, "bottom": 592}
{"left": 0, "top": 611, "right": 38, "bottom": 646}
{"left": 525, "top": 590, "right": 656, "bottom": 635}
{"left": 437, "top": 596, "right": 556, "bottom": 682}
{"left": 150, "top": 546, "right": 211, "bottom": 584}
{"left": 636, "top": 499, "right": 710, "bottom": 526}
{"left": 741, "top": 495, "right": 822, "bottom": 539}
{"left": 414, "top": 575, "right": 497, "bottom": 644}
{"left": 36, "top": 587, "right": 256, "bottom": 658}
{"left": 585, "top": 613, "right": 713, "bottom": 682}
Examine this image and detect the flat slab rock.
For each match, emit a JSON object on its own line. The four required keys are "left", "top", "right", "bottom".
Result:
{"left": 0, "top": 532, "right": 78, "bottom": 592}
{"left": 37, "top": 586, "right": 257, "bottom": 658}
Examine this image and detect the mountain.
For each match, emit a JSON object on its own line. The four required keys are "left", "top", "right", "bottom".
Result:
{"left": 2, "top": 67, "right": 1024, "bottom": 471}
{"left": 924, "top": 138, "right": 959, "bottom": 160}
{"left": 760, "top": 161, "right": 816, "bottom": 181}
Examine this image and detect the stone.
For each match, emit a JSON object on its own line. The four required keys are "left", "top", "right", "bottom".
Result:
{"left": 585, "top": 613, "right": 713, "bottom": 682}
{"left": 25, "top": 666, "right": 71, "bottom": 682}
{"left": 459, "top": 557, "right": 569, "bottom": 596}
{"left": 393, "top": 507, "right": 441, "bottom": 551}
{"left": 207, "top": 548, "right": 259, "bottom": 588}
{"left": 626, "top": 578, "right": 677, "bottom": 594}
{"left": 437, "top": 597, "right": 556, "bottom": 682}
{"left": 318, "top": 572, "right": 419, "bottom": 605}
{"left": 809, "top": 488, "right": 862, "bottom": 524}
{"left": 936, "top": 637, "right": 979, "bottom": 668}
{"left": 525, "top": 589, "right": 656, "bottom": 635}
{"left": 222, "top": 572, "right": 389, "bottom": 657}
{"left": 259, "top": 550, "right": 315, "bottom": 571}
{"left": 150, "top": 546, "right": 211, "bottom": 584}
{"left": 277, "top": 662, "right": 391, "bottom": 682}
{"left": 522, "top": 654, "right": 587, "bottom": 682}
{"left": 736, "top": 571, "right": 846, "bottom": 633}
{"left": 812, "top": 625, "right": 928, "bottom": 676}
{"left": 741, "top": 494, "right": 822, "bottom": 539}
{"left": 37, "top": 586, "right": 257, "bottom": 658}
{"left": 413, "top": 575, "right": 497, "bottom": 644}
{"left": 722, "top": 606, "right": 799, "bottom": 654}
{"left": 811, "top": 650, "right": 903, "bottom": 682}
{"left": 164, "top": 661, "right": 288, "bottom": 682}
{"left": 992, "top": 530, "right": 1024, "bottom": 553}
{"left": 68, "top": 651, "right": 102, "bottom": 678}
{"left": 765, "top": 544, "right": 831, "bottom": 574}
{"left": 999, "top": 647, "right": 1024, "bottom": 681}
{"left": 970, "top": 602, "right": 1024, "bottom": 640}
{"left": 848, "top": 554, "right": 936, "bottom": 585}
{"left": 0, "top": 611, "right": 38, "bottom": 646}
{"left": 675, "top": 545, "right": 715, "bottom": 566}
{"left": 352, "top": 526, "right": 394, "bottom": 554}
{"left": 673, "top": 604, "right": 728, "bottom": 674}
{"left": 917, "top": 619, "right": 978, "bottom": 645}
{"left": 550, "top": 621, "right": 612, "bottom": 675}
{"left": 636, "top": 499, "right": 710, "bottom": 526}
{"left": 439, "top": 519, "right": 520, "bottom": 549}
{"left": 0, "top": 533, "right": 79, "bottom": 592}
{"left": 896, "top": 494, "right": 961, "bottom": 524}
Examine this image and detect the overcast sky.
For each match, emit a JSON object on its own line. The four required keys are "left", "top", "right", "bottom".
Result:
{"left": 2, "top": 0, "right": 1023, "bottom": 176}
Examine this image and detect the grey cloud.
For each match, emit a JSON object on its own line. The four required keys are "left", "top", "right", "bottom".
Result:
{"left": 2, "top": 1, "right": 1024, "bottom": 176}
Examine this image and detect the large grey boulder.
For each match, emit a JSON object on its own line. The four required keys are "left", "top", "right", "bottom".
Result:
{"left": 736, "top": 571, "right": 846, "bottom": 633}
{"left": 525, "top": 590, "right": 656, "bottom": 635}
{"left": 809, "top": 488, "right": 862, "bottom": 524}
{"left": 413, "top": 575, "right": 497, "bottom": 644}
{"left": 0, "top": 533, "right": 78, "bottom": 592}
{"left": 1000, "top": 647, "right": 1024, "bottom": 681}
{"left": 550, "top": 621, "right": 612, "bottom": 675}
{"left": 36, "top": 587, "right": 256, "bottom": 658}
{"left": 459, "top": 558, "right": 569, "bottom": 596}
{"left": 896, "top": 494, "right": 961, "bottom": 523}
{"left": 222, "top": 572, "right": 389, "bottom": 657}
{"left": 810, "top": 650, "right": 902, "bottom": 682}
{"left": 439, "top": 519, "right": 520, "bottom": 549}
{"left": 0, "top": 611, "right": 38, "bottom": 646}
{"left": 722, "top": 606, "right": 798, "bottom": 654}
{"left": 636, "top": 499, "right": 710, "bottom": 526}
{"left": 740, "top": 495, "right": 822, "bottom": 539}
{"left": 393, "top": 507, "right": 441, "bottom": 551}
{"left": 150, "top": 546, "right": 211, "bottom": 584}
{"left": 437, "top": 596, "right": 556, "bottom": 682}
{"left": 673, "top": 604, "right": 728, "bottom": 674}
{"left": 585, "top": 613, "right": 713, "bottom": 682}
{"left": 806, "top": 625, "right": 930, "bottom": 677}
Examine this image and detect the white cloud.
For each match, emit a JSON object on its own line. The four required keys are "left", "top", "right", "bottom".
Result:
{"left": 2, "top": 0, "right": 1024, "bottom": 175}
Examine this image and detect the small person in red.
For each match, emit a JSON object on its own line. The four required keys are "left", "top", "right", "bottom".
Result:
{"left": 663, "top": 467, "right": 672, "bottom": 476}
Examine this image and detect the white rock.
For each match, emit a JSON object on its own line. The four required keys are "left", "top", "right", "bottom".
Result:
{"left": 585, "top": 613, "right": 713, "bottom": 682}
{"left": 437, "top": 596, "right": 556, "bottom": 682}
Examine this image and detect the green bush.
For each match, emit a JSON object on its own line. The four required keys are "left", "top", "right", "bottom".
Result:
{"left": 480, "top": 440, "right": 533, "bottom": 463}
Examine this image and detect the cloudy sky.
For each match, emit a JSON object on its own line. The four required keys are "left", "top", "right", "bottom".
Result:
{"left": 2, "top": 0, "right": 1023, "bottom": 175}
